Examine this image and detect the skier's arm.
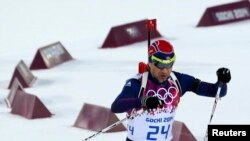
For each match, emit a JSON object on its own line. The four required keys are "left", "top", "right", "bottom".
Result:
{"left": 111, "top": 79, "right": 142, "bottom": 113}
{"left": 196, "top": 81, "right": 227, "bottom": 97}
{"left": 196, "top": 67, "right": 231, "bottom": 97}
{"left": 174, "top": 71, "right": 227, "bottom": 97}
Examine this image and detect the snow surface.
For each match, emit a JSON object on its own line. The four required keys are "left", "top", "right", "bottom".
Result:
{"left": 0, "top": 0, "right": 250, "bottom": 141}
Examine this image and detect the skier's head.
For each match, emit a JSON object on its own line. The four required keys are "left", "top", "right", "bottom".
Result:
{"left": 148, "top": 39, "right": 176, "bottom": 69}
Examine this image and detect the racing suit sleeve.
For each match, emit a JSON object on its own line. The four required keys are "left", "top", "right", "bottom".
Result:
{"left": 111, "top": 78, "right": 142, "bottom": 113}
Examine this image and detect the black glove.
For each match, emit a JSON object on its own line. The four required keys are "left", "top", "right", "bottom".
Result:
{"left": 217, "top": 67, "right": 231, "bottom": 83}
{"left": 141, "top": 96, "right": 164, "bottom": 109}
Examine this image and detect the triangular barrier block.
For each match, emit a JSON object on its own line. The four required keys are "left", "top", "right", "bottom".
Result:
{"left": 197, "top": 1, "right": 250, "bottom": 27}
{"left": 5, "top": 78, "right": 24, "bottom": 108}
{"left": 11, "top": 91, "right": 52, "bottom": 119}
{"left": 8, "top": 60, "right": 37, "bottom": 89}
{"left": 74, "top": 103, "right": 126, "bottom": 132}
{"left": 101, "top": 19, "right": 162, "bottom": 48}
{"left": 30, "top": 41, "right": 73, "bottom": 70}
{"left": 172, "top": 120, "right": 197, "bottom": 141}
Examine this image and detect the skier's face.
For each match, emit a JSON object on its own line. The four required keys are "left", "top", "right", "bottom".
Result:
{"left": 149, "top": 62, "right": 172, "bottom": 83}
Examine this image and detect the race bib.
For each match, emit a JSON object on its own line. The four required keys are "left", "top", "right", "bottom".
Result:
{"left": 127, "top": 110, "right": 175, "bottom": 141}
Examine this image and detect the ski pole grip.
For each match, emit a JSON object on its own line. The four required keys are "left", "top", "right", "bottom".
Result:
{"left": 218, "top": 81, "right": 223, "bottom": 87}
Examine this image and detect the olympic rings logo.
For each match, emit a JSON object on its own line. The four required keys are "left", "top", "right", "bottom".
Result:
{"left": 146, "top": 86, "right": 178, "bottom": 104}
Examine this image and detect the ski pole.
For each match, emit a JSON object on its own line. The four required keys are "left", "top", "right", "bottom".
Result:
{"left": 83, "top": 117, "right": 127, "bottom": 141}
{"left": 83, "top": 72, "right": 148, "bottom": 141}
{"left": 204, "top": 82, "right": 223, "bottom": 141}
{"left": 82, "top": 109, "right": 146, "bottom": 141}
{"left": 146, "top": 19, "right": 156, "bottom": 57}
